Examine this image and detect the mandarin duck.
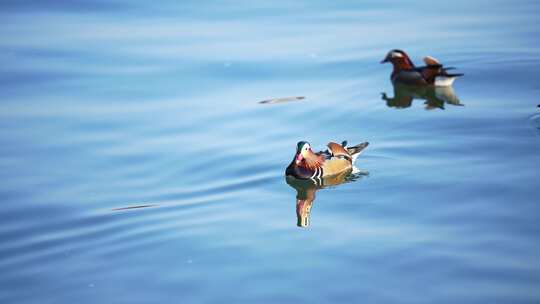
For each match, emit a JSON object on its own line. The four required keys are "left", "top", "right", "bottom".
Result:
{"left": 285, "top": 140, "right": 369, "bottom": 181}
{"left": 381, "top": 49, "right": 463, "bottom": 86}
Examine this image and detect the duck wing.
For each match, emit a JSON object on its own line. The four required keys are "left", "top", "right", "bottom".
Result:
{"left": 423, "top": 56, "right": 440, "bottom": 66}
{"left": 419, "top": 65, "right": 463, "bottom": 85}
{"left": 321, "top": 158, "right": 352, "bottom": 177}
{"left": 327, "top": 141, "right": 369, "bottom": 163}
{"left": 317, "top": 141, "right": 369, "bottom": 177}
{"left": 327, "top": 142, "right": 352, "bottom": 161}
{"left": 420, "top": 55, "right": 464, "bottom": 85}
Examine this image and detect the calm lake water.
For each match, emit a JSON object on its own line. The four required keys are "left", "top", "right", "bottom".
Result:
{"left": 1, "top": 1, "right": 540, "bottom": 303}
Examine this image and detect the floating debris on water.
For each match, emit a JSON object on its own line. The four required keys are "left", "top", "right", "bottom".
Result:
{"left": 111, "top": 204, "right": 158, "bottom": 211}
{"left": 259, "top": 96, "right": 305, "bottom": 104}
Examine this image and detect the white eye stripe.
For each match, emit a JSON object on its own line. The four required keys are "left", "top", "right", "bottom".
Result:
{"left": 391, "top": 52, "right": 404, "bottom": 58}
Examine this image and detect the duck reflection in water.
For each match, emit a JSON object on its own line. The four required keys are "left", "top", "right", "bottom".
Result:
{"left": 381, "top": 83, "right": 463, "bottom": 110}
{"left": 286, "top": 171, "right": 367, "bottom": 228}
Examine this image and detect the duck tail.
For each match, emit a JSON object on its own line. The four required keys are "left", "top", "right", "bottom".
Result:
{"left": 347, "top": 142, "right": 369, "bottom": 163}
{"left": 441, "top": 65, "right": 463, "bottom": 77}
{"left": 445, "top": 72, "right": 464, "bottom": 77}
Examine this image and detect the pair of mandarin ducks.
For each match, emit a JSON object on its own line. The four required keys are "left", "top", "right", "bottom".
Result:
{"left": 286, "top": 49, "right": 463, "bottom": 180}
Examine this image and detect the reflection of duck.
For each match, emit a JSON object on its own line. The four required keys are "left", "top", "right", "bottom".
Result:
{"left": 285, "top": 141, "right": 369, "bottom": 181}
{"left": 381, "top": 83, "right": 463, "bottom": 110}
{"left": 286, "top": 171, "right": 365, "bottom": 228}
{"left": 381, "top": 49, "right": 463, "bottom": 86}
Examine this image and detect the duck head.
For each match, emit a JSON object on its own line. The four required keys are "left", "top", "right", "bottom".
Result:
{"left": 294, "top": 141, "right": 310, "bottom": 165}
{"left": 381, "top": 49, "right": 415, "bottom": 71}
{"left": 293, "top": 141, "right": 324, "bottom": 169}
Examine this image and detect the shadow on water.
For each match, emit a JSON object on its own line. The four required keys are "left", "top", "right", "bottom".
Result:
{"left": 285, "top": 170, "right": 368, "bottom": 228}
{"left": 381, "top": 83, "right": 463, "bottom": 110}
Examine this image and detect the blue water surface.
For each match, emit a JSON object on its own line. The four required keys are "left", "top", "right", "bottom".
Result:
{"left": 1, "top": 1, "right": 540, "bottom": 303}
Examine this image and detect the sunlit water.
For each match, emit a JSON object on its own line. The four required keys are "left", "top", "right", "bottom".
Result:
{"left": 1, "top": 1, "right": 540, "bottom": 303}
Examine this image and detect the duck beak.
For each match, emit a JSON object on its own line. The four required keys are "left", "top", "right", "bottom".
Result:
{"left": 295, "top": 153, "right": 304, "bottom": 165}
{"left": 380, "top": 57, "right": 389, "bottom": 64}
